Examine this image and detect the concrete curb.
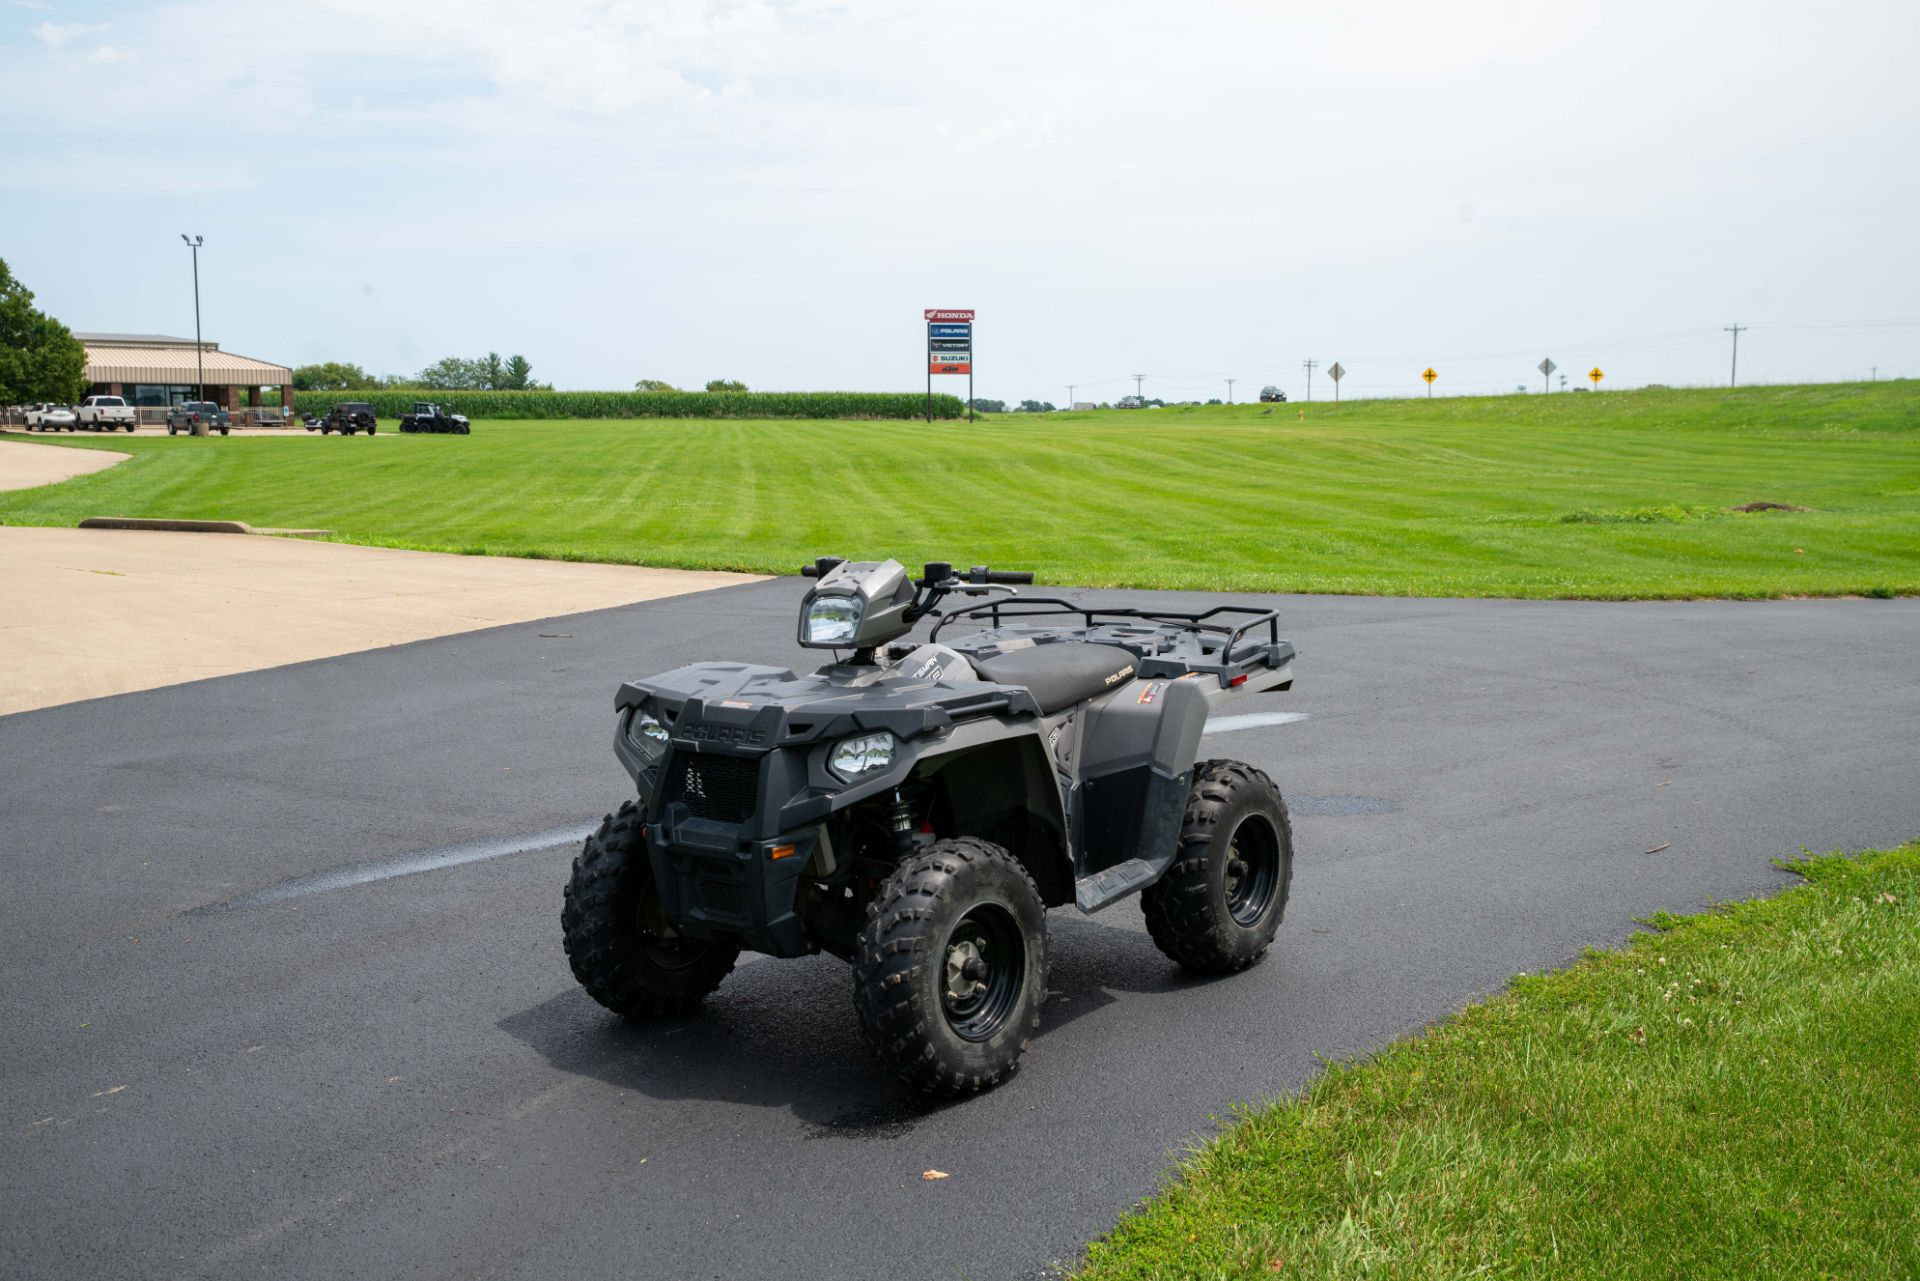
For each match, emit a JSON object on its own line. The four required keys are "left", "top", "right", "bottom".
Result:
{"left": 80, "top": 516, "right": 254, "bottom": 534}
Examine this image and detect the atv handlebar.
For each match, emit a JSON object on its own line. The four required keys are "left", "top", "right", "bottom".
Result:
{"left": 797, "top": 558, "right": 1032, "bottom": 588}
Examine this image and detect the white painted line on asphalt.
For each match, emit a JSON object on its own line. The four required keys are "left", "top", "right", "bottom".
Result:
{"left": 1205, "top": 711, "right": 1311, "bottom": 734}
{"left": 195, "top": 709, "right": 1312, "bottom": 915}
{"left": 191, "top": 822, "right": 596, "bottom": 914}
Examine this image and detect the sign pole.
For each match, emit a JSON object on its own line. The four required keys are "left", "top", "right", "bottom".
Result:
{"left": 926, "top": 319, "right": 932, "bottom": 423}
{"left": 968, "top": 323, "right": 974, "bottom": 423}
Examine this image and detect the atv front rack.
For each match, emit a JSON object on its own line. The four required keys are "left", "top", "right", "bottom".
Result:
{"left": 929, "top": 596, "right": 1292, "bottom": 686}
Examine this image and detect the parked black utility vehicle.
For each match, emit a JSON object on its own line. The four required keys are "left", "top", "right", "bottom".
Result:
{"left": 563, "top": 558, "right": 1297, "bottom": 1096}
{"left": 398, "top": 402, "right": 470, "bottom": 434}
{"left": 307, "top": 403, "right": 378, "bottom": 435}
{"left": 1259, "top": 386, "right": 1288, "bottom": 403}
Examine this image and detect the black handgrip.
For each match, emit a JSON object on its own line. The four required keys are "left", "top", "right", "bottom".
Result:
{"left": 966, "top": 566, "right": 1034, "bottom": 585}
{"left": 803, "top": 556, "right": 846, "bottom": 579}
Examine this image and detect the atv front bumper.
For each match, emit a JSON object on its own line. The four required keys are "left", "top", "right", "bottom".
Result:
{"left": 643, "top": 812, "right": 825, "bottom": 957}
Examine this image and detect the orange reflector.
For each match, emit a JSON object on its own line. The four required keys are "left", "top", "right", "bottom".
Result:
{"left": 1229, "top": 673, "right": 1249, "bottom": 687}
{"left": 770, "top": 844, "right": 798, "bottom": 860}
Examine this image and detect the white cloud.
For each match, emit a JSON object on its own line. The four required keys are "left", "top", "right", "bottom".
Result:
{"left": 34, "top": 19, "right": 106, "bottom": 48}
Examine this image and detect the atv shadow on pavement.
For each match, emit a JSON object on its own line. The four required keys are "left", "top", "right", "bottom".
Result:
{"left": 499, "top": 910, "right": 1209, "bottom": 1134}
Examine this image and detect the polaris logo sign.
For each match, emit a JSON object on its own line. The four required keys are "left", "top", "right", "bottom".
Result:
{"left": 683, "top": 722, "right": 768, "bottom": 747}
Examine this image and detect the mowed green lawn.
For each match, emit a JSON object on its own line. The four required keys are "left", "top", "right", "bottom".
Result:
{"left": 3, "top": 381, "right": 1915, "bottom": 597}
{"left": 1078, "top": 846, "right": 1920, "bottom": 1280}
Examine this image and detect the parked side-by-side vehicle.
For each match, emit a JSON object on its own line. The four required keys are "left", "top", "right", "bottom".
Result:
{"left": 307, "top": 403, "right": 378, "bottom": 435}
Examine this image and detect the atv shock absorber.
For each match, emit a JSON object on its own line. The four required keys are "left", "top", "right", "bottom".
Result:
{"left": 889, "top": 789, "right": 916, "bottom": 860}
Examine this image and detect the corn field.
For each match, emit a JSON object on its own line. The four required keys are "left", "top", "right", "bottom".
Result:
{"left": 290, "top": 390, "right": 967, "bottom": 420}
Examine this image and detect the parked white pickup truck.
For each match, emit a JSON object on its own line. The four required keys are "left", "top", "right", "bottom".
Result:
{"left": 75, "top": 395, "right": 138, "bottom": 432}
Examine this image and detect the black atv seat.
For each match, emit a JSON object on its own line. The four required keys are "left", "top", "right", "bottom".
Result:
{"left": 967, "top": 642, "right": 1138, "bottom": 715}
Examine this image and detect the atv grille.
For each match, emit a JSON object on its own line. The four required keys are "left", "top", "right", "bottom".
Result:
{"left": 698, "top": 876, "right": 746, "bottom": 918}
{"left": 664, "top": 752, "right": 761, "bottom": 824}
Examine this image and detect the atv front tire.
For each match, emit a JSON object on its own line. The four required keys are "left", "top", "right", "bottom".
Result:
{"left": 1142, "top": 759, "right": 1292, "bottom": 974}
{"left": 563, "top": 801, "right": 738, "bottom": 1018}
{"left": 854, "top": 837, "right": 1047, "bottom": 1096}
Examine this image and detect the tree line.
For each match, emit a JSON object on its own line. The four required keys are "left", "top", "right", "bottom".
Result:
{"left": 294, "top": 353, "right": 547, "bottom": 392}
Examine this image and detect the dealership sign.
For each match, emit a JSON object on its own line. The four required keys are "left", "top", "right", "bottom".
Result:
{"left": 925, "top": 309, "right": 973, "bottom": 375}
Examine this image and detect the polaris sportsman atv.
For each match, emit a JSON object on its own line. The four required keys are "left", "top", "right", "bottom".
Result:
{"left": 563, "top": 559, "right": 1296, "bottom": 1096}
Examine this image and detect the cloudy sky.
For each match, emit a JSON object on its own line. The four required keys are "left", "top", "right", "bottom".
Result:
{"left": 5, "top": 0, "right": 1917, "bottom": 400}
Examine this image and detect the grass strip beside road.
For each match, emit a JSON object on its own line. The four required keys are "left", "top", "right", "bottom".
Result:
{"left": 2, "top": 381, "right": 1916, "bottom": 598}
{"left": 1077, "top": 844, "right": 1920, "bottom": 1280}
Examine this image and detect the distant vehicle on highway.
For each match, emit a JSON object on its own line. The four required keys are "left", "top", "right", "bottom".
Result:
{"left": 399, "top": 402, "right": 471, "bottom": 434}
{"left": 308, "top": 402, "right": 378, "bottom": 435}
{"left": 76, "top": 395, "right": 138, "bottom": 432}
{"left": 1258, "top": 386, "right": 1287, "bottom": 403}
{"left": 1115, "top": 395, "right": 1145, "bottom": 409}
{"left": 166, "top": 401, "right": 231, "bottom": 436}
{"left": 23, "top": 404, "right": 78, "bottom": 431}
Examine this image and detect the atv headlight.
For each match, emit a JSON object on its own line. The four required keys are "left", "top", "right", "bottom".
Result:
{"left": 626, "top": 708, "right": 670, "bottom": 763}
{"left": 804, "top": 596, "right": 863, "bottom": 645}
{"left": 828, "top": 730, "right": 894, "bottom": 782}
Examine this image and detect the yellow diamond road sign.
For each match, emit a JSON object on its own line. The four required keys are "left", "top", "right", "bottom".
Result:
{"left": 1422, "top": 367, "right": 1438, "bottom": 384}
{"left": 1589, "top": 367, "right": 1604, "bottom": 383}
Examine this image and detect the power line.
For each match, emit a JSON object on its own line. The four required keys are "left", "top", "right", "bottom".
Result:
{"left": 1225, "top": 378, "right": 1235, "bottom": 404}
{"left": 1133, "top": 373, "right": 1145, "bottom": 401}
{"left": 1302, "top": 359, "right": 1317, "bottom": 402}
{"left": 1724, "top": 324, "right": 1746, "bottom": 387}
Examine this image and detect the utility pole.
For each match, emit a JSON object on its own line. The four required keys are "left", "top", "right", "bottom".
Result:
{"left": 180, "top": 234, "right": 205, "bottom": 403}
{"left": 1301, "top": 359, "right": 1317, "bottom": 402}
{"left": 1132, "top": 373, "right": 1145, "bottom": 402}
{"left": 1225, "top": 378, "right": 1235, "bottom": 405}
{"left": 1066, "top": 384, "right": 1075, "bottom": 409}
{"left": 1724, "top": 323, "right": 1746, "bottom": 388}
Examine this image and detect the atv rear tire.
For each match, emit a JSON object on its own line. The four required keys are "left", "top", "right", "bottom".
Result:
{"left": 1141, "top": 759, "right": 1292, "bottom": 974}
{"left": 563, "top": 801, "right": 738, "bottom": 1018}
{"left": 854, "top": 837, "right": 1047, "bottom": 1096}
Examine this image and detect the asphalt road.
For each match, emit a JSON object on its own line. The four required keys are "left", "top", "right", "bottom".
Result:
{"left": 4, "top": 580, "right": 1917, "bottom": 1280}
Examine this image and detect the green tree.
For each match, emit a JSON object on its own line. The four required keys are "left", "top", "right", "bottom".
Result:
{"left": 480, "top": 352, "right": 507, "bottom": 390}
{"left": 415, "top": 356, "right": 488, "bottom": 390}
{"left": 0, "top": 258, "right": 87, "bottom": 404}
{"left": 502, "top": 354, "right": 534, "bottom": 390}
{"left": 292, "top": 360, "right": 374, "bottom": 391}
{"left": 634, "top": 378, "right": 677, "bottom": 392}
{"left": 705, "top": 378, "right": 748, "bottom": 392}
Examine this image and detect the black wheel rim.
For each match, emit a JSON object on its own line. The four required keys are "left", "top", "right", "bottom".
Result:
{"left": 635, "top": 882, "right": 707, "bottom": 973}
{"left": 940, "top": 903, "right": 1024, "bottom": 1042}
{"left": 1223, "top": 813, "right": 1281, "bottom": 927}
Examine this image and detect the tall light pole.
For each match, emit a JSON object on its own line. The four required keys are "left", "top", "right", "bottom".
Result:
{"left": 181, "top": 235, "right": 205, "bottom": 403}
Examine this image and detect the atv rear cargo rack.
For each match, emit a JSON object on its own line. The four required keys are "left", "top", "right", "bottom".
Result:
{"left": 930, "top": 596, "right": 1293, "bottom": 687}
